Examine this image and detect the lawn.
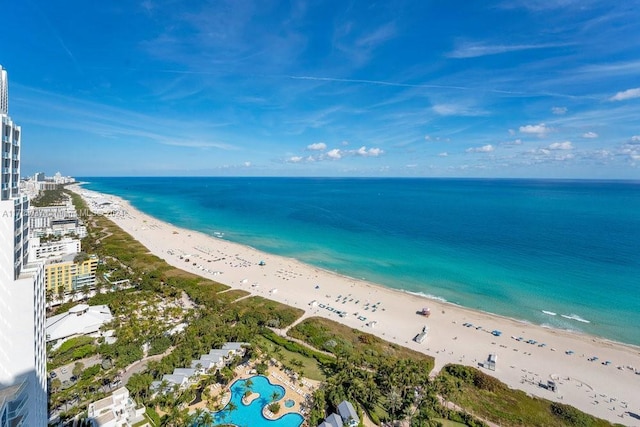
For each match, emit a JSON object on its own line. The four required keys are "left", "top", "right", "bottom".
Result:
{"left": 254, "top": 335, "right": 326, "bottom": 381}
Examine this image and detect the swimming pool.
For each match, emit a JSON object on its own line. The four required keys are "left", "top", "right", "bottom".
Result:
{"left": 206, "top": 375, "right": 303, "bottom": 427}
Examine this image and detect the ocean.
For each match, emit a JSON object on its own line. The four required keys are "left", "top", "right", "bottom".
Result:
{"left": 80, "top": 177, "right": 640, "bottom": 346}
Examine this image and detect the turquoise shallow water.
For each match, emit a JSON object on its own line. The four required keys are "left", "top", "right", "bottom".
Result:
{"left": 81, "top": 177, "right": 640, "bottom": 346}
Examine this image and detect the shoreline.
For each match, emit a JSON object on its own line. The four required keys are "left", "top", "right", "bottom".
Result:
{"left": 69, "top": 184, "right": 640, "bottom": 425}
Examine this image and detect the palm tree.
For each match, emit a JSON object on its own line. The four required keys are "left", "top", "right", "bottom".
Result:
{"left": 271, "top": 390, "right": 280, "bottom": 402}
{"left": 161, "top": 406, "right": 184, "bottom": 427}
{"left": 195, "top": 362, "right": 203, "bottom": 376}
{"left": 190, "top": 408, "right": 205, "bottom": 426}
{"left": 387, "top": 387, "right": 403, "bottom": 420}
{"left": 70, "top": 287, "right": 79, "bottom": 302}
{"left": 81, "top": 284, "right": 90, "bottom": 300}
{"left": 45, "top": 288, "right": 54, "bottom": 313}
{"left": 95, "top": 280, "right": 105, "bottom": 295}
{"left": 227, "top": 401, "right": 237, "bottom": 414}
{"left": 201, "top": 411, "right": 214, "bottom": 426}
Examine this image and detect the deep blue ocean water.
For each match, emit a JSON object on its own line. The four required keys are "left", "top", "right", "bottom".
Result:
{"left": 80, "top": 177, "right": 640, "bottom": 346}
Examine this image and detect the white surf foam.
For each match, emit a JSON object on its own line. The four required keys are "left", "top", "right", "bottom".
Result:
{"left": 404, "top": 290, "right": 448, "bottom": 303}
{"left": 561, "top": 314, "right": 591, "bottom": 324}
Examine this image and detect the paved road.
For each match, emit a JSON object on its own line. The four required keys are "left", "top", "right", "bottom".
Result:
{"left": 121, "top": 354, "right": 164, "bottom": 385}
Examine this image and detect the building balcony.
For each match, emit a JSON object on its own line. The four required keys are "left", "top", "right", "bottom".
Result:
{"left": 2, "top": 152, "right": 9, "bottom": 159}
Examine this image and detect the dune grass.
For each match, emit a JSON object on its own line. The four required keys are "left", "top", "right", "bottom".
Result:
{"left": 288, "top": 316, "right": 434, "bottom": 364}
{"left": 439, "top": 365, "right": 616, "bottom": 427}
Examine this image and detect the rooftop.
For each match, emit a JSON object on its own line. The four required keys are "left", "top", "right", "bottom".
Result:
{"left": 46, "top": 304, "right": 113, "bottom": 344}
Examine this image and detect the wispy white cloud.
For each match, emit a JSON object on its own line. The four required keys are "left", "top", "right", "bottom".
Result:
{"left": 499, "top": 0, "right": 599, "bottom": 11}
{"left": 355, "top": 22, "right": 396, "bottom": 48}
{"left": 582, "top": 131, "right": 598, "bottom": 138}
{"left": 610, "top": 88, "right": 640, "bottom": 101}
{"left": 578, "top": 60, "right": 640, "bottom": 78}
{"left": 448, "top": 41, "right": 571, "bottom": 58}
{"left": 161, "top": 139, "right": 234, "bottom": 149}
{"left": 432, "top": 103, "right": 488, "bottom": 117}
{"left": 287, "top": 75, "right": 469, "bottom": 91}
{"left": 333, "top": 20, "right": 398, "bottom": 67}
{"left": 466, "top": 144, "right": 495, "bottom": 153}
{"left": 619, "top": 137, "right": 640, "bottom": 164}
{"left": 438, "top": 152, "right": 449, "bottom": 157}
{"left": 526, "top": 147, "right": 575, "bottom": 162}
{"left": 552, "top": 106, "right": 567, "bottom": 115}
{"left": 286, "top": 74, "right": 586, "bottom": 100}
{"left": 14, "top": 84, "right": 236, "bottom": 150}
{"left": 500, "top": 139, "right": 523, "bottom": 146}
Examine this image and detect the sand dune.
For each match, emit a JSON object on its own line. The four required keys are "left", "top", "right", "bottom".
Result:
{"left": 71, "top": 185, "right": 640, "bottom": 426}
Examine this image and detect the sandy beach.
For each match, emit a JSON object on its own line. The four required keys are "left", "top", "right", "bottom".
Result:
{"left": 71, "top": 185, "right": 640, "bottom": 426}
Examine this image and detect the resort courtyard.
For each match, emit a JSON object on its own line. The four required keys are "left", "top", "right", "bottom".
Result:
{"left": 187, "top": 362, "right": 315, "bottom": 427}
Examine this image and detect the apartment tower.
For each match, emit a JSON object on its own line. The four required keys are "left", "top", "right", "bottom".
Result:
{"left": 0, "top": 65, "right": 47, "bottom": 426}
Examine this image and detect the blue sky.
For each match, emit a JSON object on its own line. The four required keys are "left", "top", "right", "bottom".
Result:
{"left": 2, "top": 0, "right": 640, "bottom": 178}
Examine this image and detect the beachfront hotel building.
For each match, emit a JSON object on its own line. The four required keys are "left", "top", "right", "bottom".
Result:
{"left": 0, "top": 65, "right": 47, "bottom": 425}
{"left": 44, "top": 254, "right": 98, "bottom": 294}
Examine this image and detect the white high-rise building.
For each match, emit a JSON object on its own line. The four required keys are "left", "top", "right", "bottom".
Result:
{"left": 0, "top": 65, "right": 47, "bottom": 426}
{"left": 0, "top": 66, "right": 8, "bottom": 115}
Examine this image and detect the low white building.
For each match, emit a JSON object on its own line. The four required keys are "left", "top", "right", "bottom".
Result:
{"left": 337, "top": 400, "right": 360, "bottom": 427}
{"left": 28, "top": 236, "right": 80, "bottom": 262}
{"left": 221, "top": 342, "right": 249, "bottom": 356}
{"left": 150, "top": 374, "right": 190, "bottom": 394}
{"left": 45, "top": 304, "right": 113, "bottom": 349}
{"left": 191, "top": 353, "right": 225, "bottom": 373}
{"left": 151, "top": 342, "right": 250, "bottom": 395}
{"left": 172, "top": 368, "right": 197, "bottom": 379}
{"left": 208, "top": 348, "right": 234, "bottom": 363}
{"left": 321, "top": 400, "right": 360, "bottom": 427}
{"left": 87, "top": 387, "right": 145, "bottom": 427}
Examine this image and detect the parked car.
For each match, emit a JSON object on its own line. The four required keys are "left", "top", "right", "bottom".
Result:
{"left": 50, "top": 371, "right": 57, "bottom": 378}
{"left": 61, "top": 367, "right": 68, "bottom": 374}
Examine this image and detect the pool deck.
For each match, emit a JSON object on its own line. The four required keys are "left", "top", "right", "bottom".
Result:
{"left": 185, "top": 362, "right": 318, "bottom": 420}
{"left": 238, "top": 363, "right": 318, "bottom": 418}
